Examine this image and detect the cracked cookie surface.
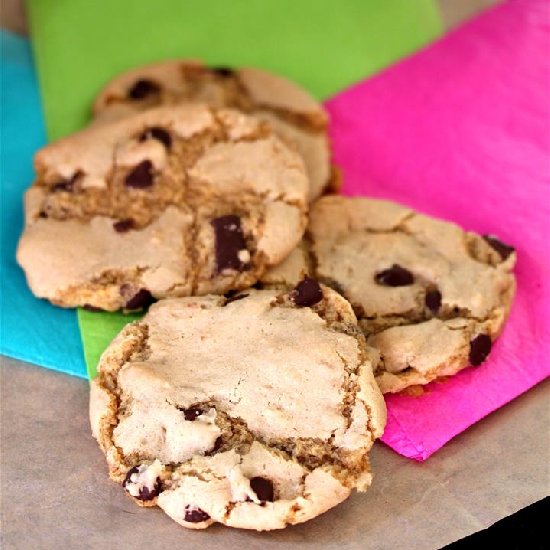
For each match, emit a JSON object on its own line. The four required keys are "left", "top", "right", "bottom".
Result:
{"left": 16, "top": 104, "right": 308, "bottom": 311}
{"left": 90, "top": 287, "right": 386, "bottom": 531}
{"left": 92, "top": 59, "right": 333, "bottom": 201}
{"left": 261, "top": 196, "right": 517, "bottom": 393}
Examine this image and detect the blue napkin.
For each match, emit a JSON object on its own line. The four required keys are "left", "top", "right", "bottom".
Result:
{"left": 0, "top": 31, "right": 86, "bottom": 378}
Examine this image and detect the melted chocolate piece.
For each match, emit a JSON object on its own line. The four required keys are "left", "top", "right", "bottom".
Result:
{"left": 123, "top": 466, "right": 162, "bottom": 501}
{"left": 469, "top": 334, "right": 492, "bottom": 366}
{"left": 139, "top": 126, "right": 172, "bottom": 148}
{"left": 211, "top": 215, "right": 248, "bottom": 273}
{"left": 375, "top": 264, "right": 414, "bottom": 287}
{"left": 125, "top": 160, "right": 154, "bottom": 188}
{"left": 113, "top": 218, "right": 135, "bottom": 233}
{"left": 250, "top": 477, "right": 275, "bottom": 502}
{"left": 128, "top": 79, "right": 160, "bottom": 100}
{"left": 182, "top": 407, "right": 202, "bottom": 421}
{"left": 483, "top": 235, "right": 515, "bottom": 261}
{"left": 425, "top": 288, "right": 442, "bottom": 313}
{"left": 291, "top": 277, "right": 323, "bottom": 307}
{"left": 122, "top": 288, "right": 154, "bottom": 310}
{"left": 51, "top": 171, "right": 81, "bottom": 192}
{"left": 184, "top": 506, "right": 211, "bottom": 523}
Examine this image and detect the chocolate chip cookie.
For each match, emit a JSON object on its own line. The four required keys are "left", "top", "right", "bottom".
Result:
{"left": 92, "top": 60, "right": 333, "bottom": 201}
{"left": 90, "top": 286, "right": 386, "bottom": 530}
{"left": 261, "top": 196, "right": 516, "bottom": 393}
{"left": 17, "top": 104, "right": 308, "bottom": 311}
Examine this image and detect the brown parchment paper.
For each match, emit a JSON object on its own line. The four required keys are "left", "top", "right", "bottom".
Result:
{"left": 1, "top": 357, "right": 548, "bottom": 550}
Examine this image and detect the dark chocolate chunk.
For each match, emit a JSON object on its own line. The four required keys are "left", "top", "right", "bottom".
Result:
{"left": 123, "top": 466, "right": 140, "bottom": 487}
{"left": 483, "top": 235, "right": 515, "bottom": 261}
{"left": 211, "top": 215, "right": 248, "bottom": 273}
{"left": 212, "top": 66, "right": 234, "bottom": 78}
{"left": 184, "top": 505, "right": 211, "bottom": 523}
{"left": 291, "top": 276, "right": 323, "bottom": 307}
{"left": 375, "top": 264, "right": 414, "bottom": 287}
{"left": 138, "top": 481, "right": 162, "bottom": 501}
{"left": 128, "top": 79, "right": 160, "bottom": 100}
{"left": 182, "top": 407, "right": 202, "bottom": 421}
{"left": 139, "top": 126, "right": 172, "bottom": 148}
{"left": 211, "top": 436, "right": 223, "bottom": 453}
{"left": 250, "top": 477, "right": 275, "bottom": 502}
{"left": 123, "top": 288, "right": 154, "bottom": 310}
{"left": 82, "top": 304, "right": 104, "bottom": 312}
{"left": 52, "top": 180, "right": 74, "bottom": 192}
{"left": 123, "top": 466, "right": 161, "bottom": 501}
{"left": 125, "top": 160, "right": 154, "bottom": 188}
{"left": 469, "top": 334, "right": 492, "bottom": 366}
{"left": 113, "top": 218, "right": 135, "bottom": 233}
{"left": 425, "top": 288, "right": 442, "bottom": 313}
{"left": 38, "top": 211, "right": 48, "bottom": 219}
{"left": 52, "top": 171, "right": 80, "bottom": 192}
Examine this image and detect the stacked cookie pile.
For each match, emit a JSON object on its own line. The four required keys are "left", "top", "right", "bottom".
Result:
{"left": 16, "top": 61, "right": 516, "bottom": 531}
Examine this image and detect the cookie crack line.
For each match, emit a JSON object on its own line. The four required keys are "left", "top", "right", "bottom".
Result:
{"left": 91, "top": 288, "right": 385, "bottom": 530}
{"left": 262, "top": 196, "right": 515, "bottom": 393}
{"left": 19, "top": 104, "right": 310, "bottom": 311}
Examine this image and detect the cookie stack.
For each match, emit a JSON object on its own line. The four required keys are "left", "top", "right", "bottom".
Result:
{"left": 16, "top": 61, "right": 516, "bottom": 531}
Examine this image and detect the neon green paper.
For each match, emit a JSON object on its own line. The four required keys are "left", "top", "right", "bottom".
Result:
{"left": 78, "top": 309, "right": 141, "bottom": 379}
{"left": 28, "top": 0, "right": 441, "bottom": 140}
{"left": 27, "top": 0, "right": 442, "bottom": 377}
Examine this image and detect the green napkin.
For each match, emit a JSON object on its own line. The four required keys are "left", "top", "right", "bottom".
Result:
{"left": 27, "top": 0, "right": 442, "bottom": 378}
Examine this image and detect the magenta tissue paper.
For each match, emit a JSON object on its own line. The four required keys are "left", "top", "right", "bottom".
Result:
{"left": 325, "top": 0, "right": 550, "bottom": 460}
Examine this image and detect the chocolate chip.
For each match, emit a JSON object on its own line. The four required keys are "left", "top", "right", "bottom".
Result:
{"left": 250, "top": 477, "right": 274, "bottom": 502}
{"left": 212, "top": 66, "right": 234, "bottom": 78}
{"left": 290, "top": 276, "right": 323, "bottom": 307}
{"left": 138, "top": 482, "right": 162, "bottom": 501}
{"left": 375, "top": 264, "right": 414, "bottom": 287}
{"left": 82, "top": 304, "right": 104, "bottom": 312}
{"left": 123, "top": 466, "right": 161, "bottom": 501}
{"left": 52, "top": 180, "right": 74, "bottom": 192}
{"left": 38, "top": 211, "right": 48, "bottom": 219}
{"left": 113, "top": 218, "right": 135, "bottom": 233}
{"left": 211, "top": 215, "right": 249, "bottom": 273}
{"left": 212, "top": 436, "right": 223, "bottom": 452}
{"left": 184, "top": 505, "right": 210, "bottom": 523}
{"left": 139, "top": 126, "right": 172, "bottom": 149}
{"left": 51, "top": 172, "right": 80, "bottom": 192}
{"left": 483, "top": 235, "right": 515, "bottom": 261}
{"left": 128, "top": 79, "right": 160, "bottom": 100}
{"left": 223, "top": 292, "right": 249, "bottom": 306}
{"left": 125, "top": 160, "right": 154, "bottom": 188}
{"left": 123, "top": 466, "right": 140, "bottom": 486}
{"left": 469, "top": 334, "right": 492, "bottom": 366}
{"left": 123, "top": 288, "right": 154, "bottom": 310}
{"left": 182, "top": 407, "right": 202, "bottom": 421}
{"left": 425, "top": 288, "right": 442, "bottom": 313}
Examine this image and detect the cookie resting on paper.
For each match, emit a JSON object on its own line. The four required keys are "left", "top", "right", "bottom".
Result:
{"left": 92, "top": 59, "right": 334, "bottom": 201}
{"left": 90, "top": 286, "right": 386, "bottom": 531}
{"left": 17, "top": 104, "right": 308, "bottom": 311}
{"left": 260, "top": 196, "right": 516, "bottom": 394}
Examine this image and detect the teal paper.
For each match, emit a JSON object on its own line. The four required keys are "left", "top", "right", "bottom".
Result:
{"left": 0, "top": 31, "right": 86, "bottom": 378}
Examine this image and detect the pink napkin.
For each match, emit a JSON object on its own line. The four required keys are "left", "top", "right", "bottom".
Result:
{"left": 325, "top": 0, "right": 550, "bottom": 460}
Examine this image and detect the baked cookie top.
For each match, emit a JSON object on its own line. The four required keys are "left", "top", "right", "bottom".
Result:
{"left": 90, "top": 286, "right": 386, "bottom": 531}
{"left": 92, "top": 59, "right": 332, "bottom": 201}
{"left": 17, "top": 104, "right": 309, "bottom": 311}
{"left": 261, "top": 196, "right": 516, "bottom": 393}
